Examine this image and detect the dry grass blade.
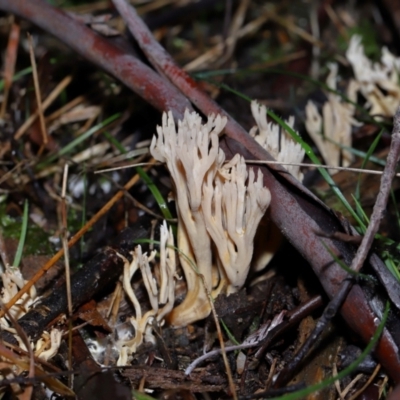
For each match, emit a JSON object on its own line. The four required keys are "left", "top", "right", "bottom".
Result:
{"left": 203, "top": 277, "right": 237, "bottom": 400}
{"left": 45, "top": 95, "right": 85, "bottom": 123}
{"left": 216, "top": 0, "right": 250, "bottom": 67}
{"left": 60, "top": 164, "right": 73, "bottom": 387}
{"left": 27, "top": 33, "right": 47, "bottom": 150}
{"left": 347, "top": 364, "right": 381, "bottom": 400}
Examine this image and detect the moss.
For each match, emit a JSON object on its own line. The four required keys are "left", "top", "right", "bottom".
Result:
{"left": 0, "top": 202, "right": 54, "bottom": 256}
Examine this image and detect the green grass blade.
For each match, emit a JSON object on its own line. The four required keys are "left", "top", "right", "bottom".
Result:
{"left": 13, "top": 200, "right": 29, "bottom": 267}
{"left": 220, "top": 319, "right": 240, "bottom": 345}
{"left": 102, "top": 132, "right": 174, "bottom": 222}
{"left": 355, "top": 130, "right": 383, "bottom": 203}
{"left": 321, "top": 239, "right": 372, "bottom": 281}
{"left": 337, "top": 144, "right": 386, "bottom": 167}
{"left": 267, "top": 108, "right": 366, "bottom": 229}
{"left": 390, "top": 189, "right": 400, "bottom": 239}
{"left": 0, "top": 67, "right": 33, "bottom": 92}
{"left": 383, "top": 257, "right": 400, "bottom": 281}
{"left": 42, "top": 113, "right": 121, "bottom": 166}
{"left": 132, "top": 391, "right": 157, "bottom": 400}
{"left": 350, "top": 194, "right": 370, "bottom": 232}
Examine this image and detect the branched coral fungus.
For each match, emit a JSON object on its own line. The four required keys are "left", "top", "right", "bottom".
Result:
{"left": 250, "top": 101, "right": 305, "bottom": 181}
{"left": 117, "top": 221, "right": 176, "bottom": 365}
{"left": 148, "top": 101, "right": 307, "bottom": 327}
{"left": 346, "top": 35, "right": 400, "bottom": 117}
{"left": 150, "top": 106, "right": 300, "bottom": 326}
{"left": 305, "top": 35, "right": 400, "bottom": 172}
{"left": 305, "top": 63, "right": 357, "bottom": 171}
{"left": 151, "top": 110, "right": 227, "bottom": 326}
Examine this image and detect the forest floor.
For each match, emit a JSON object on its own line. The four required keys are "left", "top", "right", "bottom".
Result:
{"left": 1, "top": 0, "right": 400, "bottom": 399}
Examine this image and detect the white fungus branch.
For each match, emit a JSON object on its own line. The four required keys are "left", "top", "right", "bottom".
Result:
{"left": 0, "top": 266, "right": 37, "bottom": 325}
{"left": 250, "top": 101, "right": 305, "bottom": 181}
{"left": 35, "top": 329, "right": 63, "bottom": 361}
{"left": 305, "top": 63, "right": 357, "bottom": 171}
{"left": 117, "top": 221, "right": 177, "bottom": 365}
{"left": 346, "top": 35, "right": 400, "bottom": 117}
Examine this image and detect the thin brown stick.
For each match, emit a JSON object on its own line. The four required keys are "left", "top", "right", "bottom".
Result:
{"left": 0, "top": 16, "right": 20, "bottom": 119}
{"left": 60, "top": 164, "right": 73, "bottom": 387}
{"left": 27, "top": 33, "right": 47, "bottom": 146}
{"left": 61, "top": 164, "right": 73, "bottom": 318}
{"left": 0, "top": 160, "right": 156, "bottom": 319}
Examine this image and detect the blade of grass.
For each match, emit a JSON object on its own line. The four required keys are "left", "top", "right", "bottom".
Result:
{"left": 102, "top": 131, "right": 174, "bottom": 222}
{"left": 220, "top": 319, "right": 240, "bottom": 345}
{"left": 321, "top": 239, "right": 372, "bottom": 281}
{"left": 391, "top": 189, "right": 400, "bottom": 237}
{"left": 323, "top": 134, "right": 387, "bottom": 168}
{"left": 383, "top": 256, "right": 400, "bottom": 281}
{"left": 0, "top": 66, "right": 32, "bottom": 92}
{"left": 13, "top": 200, "right": 28, "bottom": 267}
{"left": 132, "top": 391, "right": 157, "bottom": 400}
{"left": 40, "top": 113, "right": 121, "bottom": 167}
{"left": 355, "top": 130, "right": 383, "bottom": 204}
{"left": 351, "top": 194, "right": 370, "bottom": 229}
